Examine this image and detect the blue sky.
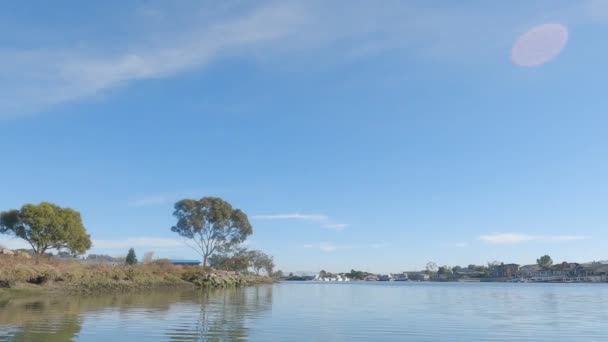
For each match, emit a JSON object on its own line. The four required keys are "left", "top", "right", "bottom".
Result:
{"left": 1, "top": 1, "right": 608, "bottom": 273}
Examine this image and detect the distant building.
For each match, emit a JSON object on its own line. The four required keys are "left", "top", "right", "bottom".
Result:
{"left": 518, "top": 264, "right": 543, "bottom": 277}
{"left": 518, "top": 261, "right": 608, "bottom": 282}
{"left": 313, "top": 272, "right": 351, "bottom": 281}
{"left": 408, "top": 273, "right": 430, "bottom": 281}
{"left": 378, "top": 274, "right": 392, "bottom": 281}
{"left": 170, "top": 259, "right": 201, "bottom": 266}
{"left": 492, "top": 263, "right": 520, "bottom": 278}
{"left": 392, "top": 272, "right": 408, "bottom": 281}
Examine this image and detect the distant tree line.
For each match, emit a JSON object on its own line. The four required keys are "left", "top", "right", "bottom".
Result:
{"left": 1, "top": 197, "right": 277, "bottom": 276}
{"left": 208, "top": 247, "right": 275, "bottom": 276}
{"left": 423, "top": 254, "right": 557, "bottom": 279}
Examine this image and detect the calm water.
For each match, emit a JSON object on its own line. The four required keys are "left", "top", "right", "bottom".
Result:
{"left": 2, "top": 282, "right": 608, "bottom": 341}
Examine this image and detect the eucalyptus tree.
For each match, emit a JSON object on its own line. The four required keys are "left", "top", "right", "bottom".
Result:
{"left": 0, "top": 202, "right": 92, "bottom": 256}
{"left": 171, "top": 197, "right": 253, "bottom": 267}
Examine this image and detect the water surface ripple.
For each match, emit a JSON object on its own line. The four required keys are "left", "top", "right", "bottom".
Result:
{"left": 1, "top": 282, "right": 608, "bottom": 341}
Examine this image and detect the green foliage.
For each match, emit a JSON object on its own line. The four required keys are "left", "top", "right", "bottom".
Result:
{"left": 425, "top": 262, "right": 438, "bottom": 275}
{"left": 438, "top": 266, "right": 453, "bottom": 275}
{"left": 171, "top": 197, "right": 253, "bottom": 266}
{"left": 125, "top": 248, "right": 138, "bottom": 265}
{"left": 209, "top": 250, "right": 250, "bottom": 272}
{"left": 349, "top": 269, "right": 365, "bottom": 280}
{"left": 537, "top": 255, "right": 553, "bottom": 268}
{"left": 247, "top": 250, "right": 274, "bottom": 275}
{"left": 0, "top": 202, "right": 92, "bottom": 255}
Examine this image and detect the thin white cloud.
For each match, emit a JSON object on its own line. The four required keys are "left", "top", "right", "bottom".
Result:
{"left": 325, "top": 223, "right": 349, "bottom": 230}
{"left": 479, "top": 233, "right": 586, "bottom": 245}
{"left": 127, "top": 189, "right": 208, "bottom": 207}
{"left": 549, "top": 235, "right": 587, "bottom": 242}
{"left": 303, "top": 242, "right": 351, "bottom": 252}
{"left": 302, "top": 241, "right": 387, "bottom": 252}
{"left": 92, "top": 237, "right": 186, "bottom": 250}
{"left": 128, "top": 195, "right": 168, "bottom": 207}
{"left": 251, "top": 213, "right": 348, "bottom": 230}
{"left": 0, "top": 2, "right": 303, "bottom": 117}
{"left": 479, "top": 233, "right": 533, "bottom": 244}
{"left": 252, "top": 213, "right": 328, "bottom": 221}
{"left": 3, "top": 1, "right": 593, "bottom": 117}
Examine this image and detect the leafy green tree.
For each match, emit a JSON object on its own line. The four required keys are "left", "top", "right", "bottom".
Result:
{"left": 0, "top": 202, "right": 92, "bottom": 255}
{"left": 425, "top": 262, "right": 438, "bottom": 275}
{"left": 262, "top": 255, "right": 274, "bottom": 276}
{"left": 248, "top": 250, "right": 274, "bottom": 275}
{"left": 349, "top": 269, "right": 364, "bottom": 280}
{"left": 438, "top": 266, "right": 453, "bottom": 275}
{"left": 126, "top": 248, "right": 138, "bottom": 265}
{"left": 537, "top": 255, "right": 553, "bottom": 268}
{"left": 171, "top": 197, "right": 253, "bottom": 267}
{"left": 209, "top": 250, "right": 250, "bottom": 272}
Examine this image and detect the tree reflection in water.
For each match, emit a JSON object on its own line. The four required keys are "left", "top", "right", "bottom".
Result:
{"left": 195, "top": 286, "right": 273, "bottom": 341}
{"left": 0, "top": 286, "right": 273, "bottom": 341}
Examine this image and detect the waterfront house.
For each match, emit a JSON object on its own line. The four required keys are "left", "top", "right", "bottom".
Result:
{"left": 551, "top": 262, "right": 580, "bottom": 277}
{"left": 378, "top": 274, "right": 392, "bottom": 281}
{"left": 519, "top": 261, "right": 608, "bottom": 282}
{"left": 408, "top": 272, "right": 430, "bottom": 281}
{"left": 578, "top": 262, "right": 608, "bottom": 281}
{"left": 518, "top": 264, "right": 543, "bottom": 277}
{"left": 314, "top": 272, "right": 351, "bottom": 281}
{"left": 392, "top": 272, "right": 408, "bottom": 281}
{"left": 492, "top": 263, "right": 520, "bottom": 278}
{"left": 452, "top": 268, "right": 485, "bottom": 280}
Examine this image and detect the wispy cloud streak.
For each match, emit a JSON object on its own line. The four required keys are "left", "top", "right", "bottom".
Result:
{"left": 479, "top": 233, "right": 585, "bottom": 244}
{"left": 92, "top": 237, "right": 187, "bottom": 249}
{"left": 302, "top": 241, "right": 387, "bottom": 252}
{"left": 252, "top": 213, "right": 348, "bottom": 230}
{"left": 3, "top": 1, "right": 591, "bottom": 117}
{"left": 127, "top": 189, "right": 210, "bottom": 207}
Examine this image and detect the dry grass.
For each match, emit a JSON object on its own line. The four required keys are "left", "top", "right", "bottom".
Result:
{"left": 0, "top": 255, "right": 272, "bottom": 293}
{"left": 0, "top": 255, "right": 192, "bottom": 292}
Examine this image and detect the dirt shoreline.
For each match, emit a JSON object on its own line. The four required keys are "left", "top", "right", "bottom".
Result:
{"left": 0, "top": 255, "right": 273, "bottom": 295}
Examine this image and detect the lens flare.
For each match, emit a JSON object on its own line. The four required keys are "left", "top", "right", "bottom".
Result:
{"left": 511, "top": 23, "right": 568, "bottom": 67}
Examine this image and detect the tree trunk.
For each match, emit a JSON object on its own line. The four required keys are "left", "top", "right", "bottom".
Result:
{"left": 203, "top": 255, "right": 208, "bottom": 267}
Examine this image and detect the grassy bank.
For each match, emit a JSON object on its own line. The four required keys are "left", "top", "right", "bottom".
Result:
{"left": 0, "top": 255, "right": 273, "bottom": 294}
